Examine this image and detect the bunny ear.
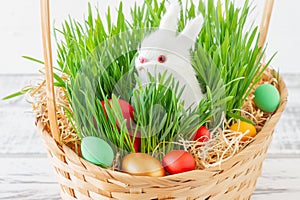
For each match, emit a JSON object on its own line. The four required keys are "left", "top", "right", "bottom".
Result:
{"left": 178, "top": 15, "right": 204, "bottom": 49}
{"left": 159, "top": 3, "right": 181, "bottom": 32}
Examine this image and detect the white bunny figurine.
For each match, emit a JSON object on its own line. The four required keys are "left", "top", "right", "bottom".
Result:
{"left": 135, "top": 3, "right": 204, "bottom": 109}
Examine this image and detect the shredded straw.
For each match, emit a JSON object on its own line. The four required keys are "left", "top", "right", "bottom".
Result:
{"left": 29, "top": 76, "right": 81, "bottom": 154}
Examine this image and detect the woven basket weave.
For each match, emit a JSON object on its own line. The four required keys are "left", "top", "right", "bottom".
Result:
{"left": 37, "top": 0, "right": 287, "bottom": 199}
{"left": 37, "top": 73, "right": 287, "bottom": 200}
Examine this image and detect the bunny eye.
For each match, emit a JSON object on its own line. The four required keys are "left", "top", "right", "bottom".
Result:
{"left": 158, "top": 55, "right": 166, "bottom": 63}
{"left": 139, "top": 57, "right": 148, "bottom": 64}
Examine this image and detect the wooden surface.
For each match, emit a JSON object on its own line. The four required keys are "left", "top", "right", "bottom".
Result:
{"left": 0, "top": 73, "right": 299, "bottom": 200}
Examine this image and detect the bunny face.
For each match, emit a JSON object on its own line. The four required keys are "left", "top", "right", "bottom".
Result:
{"left": 135, "top": 30, "right": 191, "bottom": 71}
{"left": 135, "top": 3, "right": 205, "bottom": 109}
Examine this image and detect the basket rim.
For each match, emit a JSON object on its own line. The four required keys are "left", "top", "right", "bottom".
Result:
{"left": 37, "top": 68, "right": 288, "bottom": 180}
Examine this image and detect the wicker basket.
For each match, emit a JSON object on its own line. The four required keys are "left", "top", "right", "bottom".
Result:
{"left": 38, "top": 0, "right": 287, "bottom": 199}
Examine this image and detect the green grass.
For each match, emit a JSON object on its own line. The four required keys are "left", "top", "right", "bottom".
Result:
{"left": 3, "top": 0, "right": 272, "bottom": 156}
{"left": 195, "top": 0, "right": 272, "bottom": 116}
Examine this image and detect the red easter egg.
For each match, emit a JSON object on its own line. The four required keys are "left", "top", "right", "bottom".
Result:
{"left": 128, "top": 130, "right": 141, "bottom": 152}
{"left": 193, "top": 126, "right": 210, "bottom": 144}
{"left": 162, "top": 150, "right": 196, "bottom": 175}
{"left": 101, "top": 99, "right": 134, "bottom": 128}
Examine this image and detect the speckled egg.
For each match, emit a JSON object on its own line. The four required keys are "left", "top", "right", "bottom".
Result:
{"left": 254, "top": 84, "right": 280, "bottom": 113}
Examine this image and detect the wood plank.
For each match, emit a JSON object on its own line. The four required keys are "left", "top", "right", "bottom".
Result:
{"left": 253, "top": 155, "right": 300, "bottom": 199}
{"left": 0, "top": 74, "right": 46, "bottom": 155}
{"left": 0, "top": 156, "right": 60, "bottom": 200}
{"left": 0, "top": 106, "right": 46, "bottom": 155}
{"left": 0, "top": 156, "right": 299, "bottom": 199}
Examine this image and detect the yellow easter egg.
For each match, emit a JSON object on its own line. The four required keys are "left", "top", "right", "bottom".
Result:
{"left": 230, "top": 121, "right": 257, "bottom": 141}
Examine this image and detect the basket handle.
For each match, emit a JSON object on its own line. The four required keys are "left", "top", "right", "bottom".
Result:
{"left": 259, "top": 0, "right": 275, "bottom": 48}
{"left": 40, "top": 0, "right": 60, "bottom": 143}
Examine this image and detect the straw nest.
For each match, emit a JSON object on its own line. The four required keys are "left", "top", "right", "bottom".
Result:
{"left": 29, "top": 68, "right": 279, "bottom": 170}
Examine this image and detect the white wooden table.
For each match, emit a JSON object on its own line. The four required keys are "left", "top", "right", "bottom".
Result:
{"left": 1, "top": 74, "right": 300, "bottom": 200}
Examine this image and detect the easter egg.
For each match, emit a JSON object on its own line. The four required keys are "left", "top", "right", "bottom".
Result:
{"left": 122, "top": 153, "right": 165, "bottom": 177}
{"left": 254, "top": 84, "right": 280, "bottom": 113}
{"left": 193, "top": 126, "right": 210, "bottom": 144}
{"left": 230, "top": 121, "right": 257, "bottom": 141}
{"left": 81, "top": 136, "right": 114, "bottom": 168}
{"left": 101, "top": 99, "right": 135, "bottom": 128}
{"left": 162, "top": 150, "right": 196, "bottom": 175}
{"left": 128, "top": 130, "right": 141, "bottom": 152}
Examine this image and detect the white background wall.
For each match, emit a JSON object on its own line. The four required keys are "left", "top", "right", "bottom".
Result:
{"left": 0, "top": 0, "right": 298, "bottom": 74}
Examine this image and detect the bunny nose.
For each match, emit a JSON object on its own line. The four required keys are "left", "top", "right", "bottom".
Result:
{"left": 139, "top": 57, "right": 148, "bottom": 64}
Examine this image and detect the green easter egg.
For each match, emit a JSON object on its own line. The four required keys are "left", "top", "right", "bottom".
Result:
{"left": 254, "top": 84, "right": 280, "bottom": 113}
{"left": 81, "top": 136, "right": 114, "bottom": 168}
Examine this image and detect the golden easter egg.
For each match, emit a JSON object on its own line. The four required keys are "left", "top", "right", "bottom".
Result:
{"left": 122, "top": 153, "right": 166, "bottom": 177}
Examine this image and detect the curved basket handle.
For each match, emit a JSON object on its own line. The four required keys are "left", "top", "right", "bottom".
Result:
{"left": 40, "top": 0, "right": 60, "bottom": 143}
{"left": 259, "top": 0, "right": 275, "bottom": 49}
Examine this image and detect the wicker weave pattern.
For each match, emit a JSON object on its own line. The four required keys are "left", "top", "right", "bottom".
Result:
{"left": 36, "top": 0, "right": 281, "bottom": 199}
{"left": 36, "top": 72, "right": 287, "bottom": 200}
